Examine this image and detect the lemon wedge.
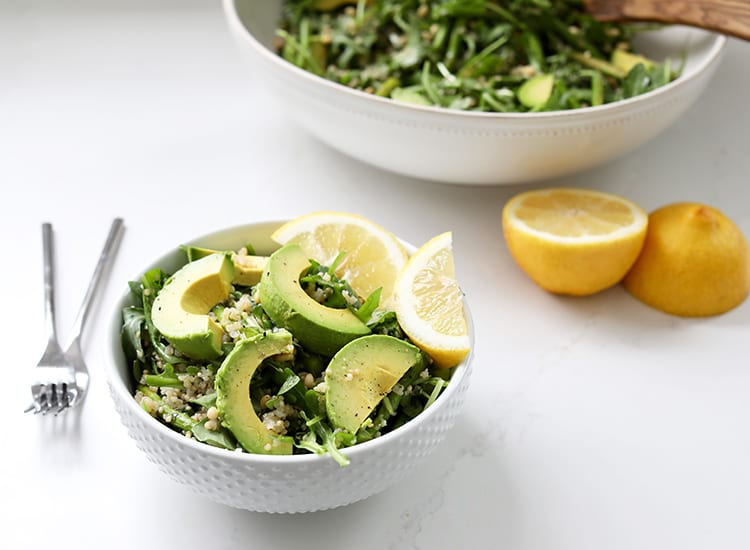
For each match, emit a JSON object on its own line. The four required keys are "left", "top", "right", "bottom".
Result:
{"left": 393, "top": 232, "right": 470, "bottom": 369}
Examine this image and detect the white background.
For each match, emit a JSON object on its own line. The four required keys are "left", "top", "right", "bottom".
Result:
{"left": 2, "top": 1, "right": 750, "bottom": 548}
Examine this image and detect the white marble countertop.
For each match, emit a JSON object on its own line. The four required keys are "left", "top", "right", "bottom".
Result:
{"left": 3, "top": 1, "right": 750, "bottom": 548}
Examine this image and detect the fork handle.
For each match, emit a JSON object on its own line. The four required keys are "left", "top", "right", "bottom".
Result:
{"left": 584, "top": 0, "right": 750, "bottom": 41}
{"left": 41, "top": 223, "right": 60, "bottom": 345}
{"left": 67, "top": 218, "right": 125, "bottom": 346}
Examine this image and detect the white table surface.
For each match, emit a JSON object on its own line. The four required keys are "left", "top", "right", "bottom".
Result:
{"left": 3, "top": 1, "right": 750, "bottom": 548}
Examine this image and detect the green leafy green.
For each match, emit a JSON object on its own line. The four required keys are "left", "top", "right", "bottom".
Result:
{"left": 367, "top": 310, "right": 407, "bottom": 339}
{"left": 142, "top": 363, "right": 183, "bottom": 388}
{"left": 191, "top": 420, "right": 237, "bottom": 450}
{"left": 190, "top": 392, "right": 218, "bottom": 408}
{"left": 277, "top": 0, "right": 679, "bottom": 112}
{"left": 278, "top": 372, "right": 302, "bottom": 396}
{"left": 297, "top": 412, "right": 352, "bottom": 467}
{"left": 121, "top": 305, "right": 145, "bottom": 377}
{"left": 354, "top": 287, "right": 382, "bottom": 323}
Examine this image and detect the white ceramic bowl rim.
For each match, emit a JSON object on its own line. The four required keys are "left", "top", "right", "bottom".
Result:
{"left": 223, "top": 0, "right": 727, "bottom": 121}
{"left": 106, "top": 219, "right": 474, "bottom": 466}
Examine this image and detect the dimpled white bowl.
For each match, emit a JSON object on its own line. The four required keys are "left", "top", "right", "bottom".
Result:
{"left": 105, "top": 221, "right": 474, "bottom": 513}
{"left": 223, "top": 0, "right": 726, "bottom": 185}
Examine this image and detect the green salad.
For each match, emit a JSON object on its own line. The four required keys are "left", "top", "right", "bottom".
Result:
{"left": 276, "top": 0, "right": 680, "bottom": 112}
{"left": 121, "top": 243, "right": 451, "bottom": 466}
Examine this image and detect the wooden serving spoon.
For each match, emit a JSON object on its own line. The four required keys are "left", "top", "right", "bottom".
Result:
{"left": 584, "top": 0, "right": 750, "bottom": 41}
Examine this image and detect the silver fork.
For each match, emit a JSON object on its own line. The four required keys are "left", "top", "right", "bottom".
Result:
{"left": 25, "top": 219, "right": 124, "bottom": 415}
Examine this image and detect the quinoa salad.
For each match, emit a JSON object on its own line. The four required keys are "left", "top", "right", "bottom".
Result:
{"left": 275, "top": 0, "right": 679, "bottom": 113}
{"left": 121, "top": 244, "right": 452, "bottom": 466}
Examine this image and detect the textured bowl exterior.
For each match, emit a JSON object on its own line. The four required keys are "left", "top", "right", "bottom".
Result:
{"left": 105, "top": 221, "right": 474, "bottom": 513}
{"left": 223, "top": 0, "right": 726, "bottom": 185}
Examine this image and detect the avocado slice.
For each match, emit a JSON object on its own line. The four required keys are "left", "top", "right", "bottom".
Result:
{"left": 518, "top": 73, "right": 554, "bottom": 109}
{"left": 611, "top": 49, "right": 655, "bottom": 74}
{"left": 231, "top": 253, "right": 267, "bottom": 286}
{"left": 181, "top": 245, "right": 218, "bottom": 261}
{"left": 151, "top": 253, "right": 234, "bottom": 360}
{"left": 215, "top": 330, "right": 294, "bottom": 455}
{"left": 181, "top": 245, "right": 268, "bottom": 286}
{"left": 325, "top": 335, "right": 424, "bottom": 433}
{"left": 391, "top": 87, "right": 431, "bottom": 106}
{"left": 259, "top": 243, "right": 370, "bottom": 357}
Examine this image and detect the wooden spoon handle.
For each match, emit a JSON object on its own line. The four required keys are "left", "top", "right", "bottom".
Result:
{"left": 585, "top": 0, "right": 750, "bottom": 41}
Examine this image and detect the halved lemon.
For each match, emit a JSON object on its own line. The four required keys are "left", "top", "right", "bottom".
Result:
{"left": 624, "top": 202, "right": 750, "bottom": 316}
{"left": 502, "top": 188, "right": 648, "bottom": 296}
{"left": 393, "top": 232, "right": 470, "bottom": 369}
{"left": 271, "top": 211, "right": 408, "bottom": 307}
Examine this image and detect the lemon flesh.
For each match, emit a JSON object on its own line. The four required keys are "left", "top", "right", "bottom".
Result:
{"left": 271, "top": 211, "right": 408, "bottom": 308}
{"left": 502, "top": 188, "right": 648, "bottom": 296}
{"left": 394, "top": 232, "right": 470, "bottom": 369}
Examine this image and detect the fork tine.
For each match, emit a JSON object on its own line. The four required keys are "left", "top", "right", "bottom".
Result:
{"left": 54, "top": 383, "right": 66, "bottom": 412}
{"left": 54, "top": 385, "right": 67, "bottom": 414}
{"left": 67, "top": 388, "right": 79, "bottom": 410}
{"left": 43, "top": 387, "right": 55, "bottom": 415}
{"left": 43, "top": 385, "right": 54, "bottom": 415}
{"left": 51, "top": 386, "right": 65, "bottom": 415}
{"left": 26, "top": 376, "right": 77, "bottom": 415}
{"left": 34, "top": 391, "right": 49, "bottom": 415}
{"left": 57, "top": 384, "right": 74, "bottom": 415}
{"left": 45, "top": 384, "right": 61, "bottom": 415}
{"left": 25, "top": 387, "right": 39, "bottom": 413}
{"left": 26, "top": 387, "right": 42, "bottom": 414}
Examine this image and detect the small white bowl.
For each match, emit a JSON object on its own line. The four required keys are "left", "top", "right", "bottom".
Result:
{"left": 223, "top": 0, "right": 726, "bottom": 185}
{"left": 105, "top": 221, "right": 474, "bottom": 513}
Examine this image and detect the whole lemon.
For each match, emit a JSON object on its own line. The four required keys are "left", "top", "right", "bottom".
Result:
{"left": 623, "top": 203, "right": 750, "bottom": 317}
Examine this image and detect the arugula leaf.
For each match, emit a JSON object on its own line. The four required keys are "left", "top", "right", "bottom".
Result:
{"left": 192, "top": 420, "right": 237, "bottom": 450}
{"left": 622, "top": 63, "right": 650, "bottom": 98}
{"left": 298, "top": 412, "right": 350, "bottom": 467}
{"left": 121, "top": 305, "right": 145, "bottom": 368}
{"left": 266, "top": 362, "right": 315, "bottom": 415}
{"left": 353, "top": 287, "right": 382, "bottom": 323}
{"left": 190, "top": 392, "right": 218, "bottom": 409}
{"left": 278, "top": 373, "right": 302, "bottom": 396}
{"left": 127, "top": 280, "right": 143, "bottom": 300}
{"left": 367, "top": 310, "right": 406, "bottom": 339}
{"left": 142, "top": 362, "right": 183, "bottom": 388}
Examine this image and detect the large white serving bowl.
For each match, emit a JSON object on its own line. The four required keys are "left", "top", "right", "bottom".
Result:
{"left": 223, "top": 0, "right": 726, "bottom": 185}
{"left": 105, "top": 220, "right": 474, "bottom": 513}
